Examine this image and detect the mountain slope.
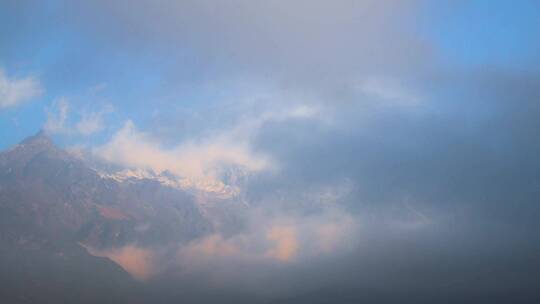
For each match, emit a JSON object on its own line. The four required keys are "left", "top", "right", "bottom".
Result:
{"left": 0, "top": 131, "right": 212, "bottom": 248}
{"left": 0, "top": 131, "right": 214, "bottom": 303}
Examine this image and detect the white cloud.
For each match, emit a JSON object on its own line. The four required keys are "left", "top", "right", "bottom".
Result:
{"left": 94, "top": 120, "right": 271, "bottom": 182}
{"left": 0, "top": 69, "right": 43, "bottom": 108}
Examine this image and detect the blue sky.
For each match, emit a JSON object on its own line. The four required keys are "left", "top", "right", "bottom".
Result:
{"left": 422, "top": 0, "right": 540, "bottom": 68}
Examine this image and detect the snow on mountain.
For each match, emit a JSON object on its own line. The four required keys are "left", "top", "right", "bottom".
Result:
{"left": 96, "top": 167, "right": 244, "bottom": 200}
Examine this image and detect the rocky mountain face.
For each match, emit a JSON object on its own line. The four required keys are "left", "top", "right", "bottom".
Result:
{"left": 0, "top": 132, "right": 218, "bottom": 303}
{"left": 0, "top": 131, "right": 212, "bottom": 248}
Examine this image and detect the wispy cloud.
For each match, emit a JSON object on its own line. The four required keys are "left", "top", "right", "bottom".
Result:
{"left": 0, "top": 69, "right": 43, "bottom": 109}
{"left": 44, "top": 98, "right": 113, "bottom": 136}
{"left": 356, "top": 76, "right": 422, "bottom": 106}
{"left": 75, "top": 104, "right": 114, "bottom": 135}
{"left": 44, "top": 98, "right": 70, "bottom": 133}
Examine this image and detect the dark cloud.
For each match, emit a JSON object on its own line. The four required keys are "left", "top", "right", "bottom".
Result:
{"left": 67, "top": 1, "right": 540, "bottom": 300}
{"left": 60, "top": 0, "right": 432, "bottom": 91}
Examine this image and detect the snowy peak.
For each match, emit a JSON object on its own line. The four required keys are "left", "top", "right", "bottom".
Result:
{"left": 97, "top": 168, "right": 243, "bottom": 199}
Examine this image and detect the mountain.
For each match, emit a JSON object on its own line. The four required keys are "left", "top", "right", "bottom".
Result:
{"left": 1, "top": 131, "right": 212, "bottom": 248}
{"left": 0, "top": 131, "right": 215, "bottom": 303}
{"left": 97, "top": 168, "right": 243, "bottom": 200}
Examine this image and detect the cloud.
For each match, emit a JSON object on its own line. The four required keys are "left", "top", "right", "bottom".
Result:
{"left": 75, "top": 113, "right": 104, "bottom": 135}
{"left": 356, "top": 76, "right": 422, "bottom": 106}
{"left": 0, "top": 68, "right": 43, "bottom": 109}
{"left": 94, "top": 120, "right": 271, "bottom": 183}
{"left": 78, "top": 202, "right": 358, "bottom": 285}
{"left": 92, "top": 100, "right": 330, "bottom": 195}
{"left": 265, "top": 225, "right": 298, "bottom": 261}
{"left": 43, "top": 97, "right": 70, "bottom": 133}
{"left": 180, "top": 234, "right": 241, "bottom": 259}
{"left": 44, "top": 98, "right": 112, "bottom": 135}
{"left": 75, "top": 104, "right": 113, "bottom": 135}
{"left": 67, "top": 0, "right": 428, "bottom": 86}
{"left": 177, "top": 206, "right": 358, "bottom": 266}
{"left": 85, "top": 245, "right": 156, "bottom": 281}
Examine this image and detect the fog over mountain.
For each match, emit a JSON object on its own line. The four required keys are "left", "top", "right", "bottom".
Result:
{"left": 2, "top": 0, "right": 540, "bottom": 303}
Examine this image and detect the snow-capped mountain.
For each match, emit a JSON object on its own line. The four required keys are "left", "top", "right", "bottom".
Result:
{"left": 0, "top": 131, "right": 257, "bottom": 303}
{"left": 0, "top": 130, "right": 214, "bottom": 252}
{"left": 96, "top": 167, "right": 243, "bottom": 200}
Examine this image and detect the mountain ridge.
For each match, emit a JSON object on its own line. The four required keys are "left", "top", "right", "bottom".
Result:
{"left": 0, "top": 130, "right": 213, "bottom": 262}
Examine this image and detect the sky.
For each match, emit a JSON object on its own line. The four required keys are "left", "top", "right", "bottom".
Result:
{"left": 2, "top": 0, "right": 540, "bottom": 301}
{"left": 2, "top": 0, "right": 539, "bottom": 150}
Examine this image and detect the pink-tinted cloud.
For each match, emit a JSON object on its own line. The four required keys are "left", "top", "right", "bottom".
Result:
{"left": 85, "top": 245, "right": 156, "bottom": 280}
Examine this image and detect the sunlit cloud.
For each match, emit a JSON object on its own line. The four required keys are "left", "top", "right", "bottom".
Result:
{"left": 265, "top": 225, "right": 298, "bottom": 261}
{"left": 94, "top": 120, "right": 271, "bottom": 183}
{"left": 177, "top": 206, "right": 358, "bottom": 267}
{"left": 84, "top": 245, "right": 156, "bottom": 281}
